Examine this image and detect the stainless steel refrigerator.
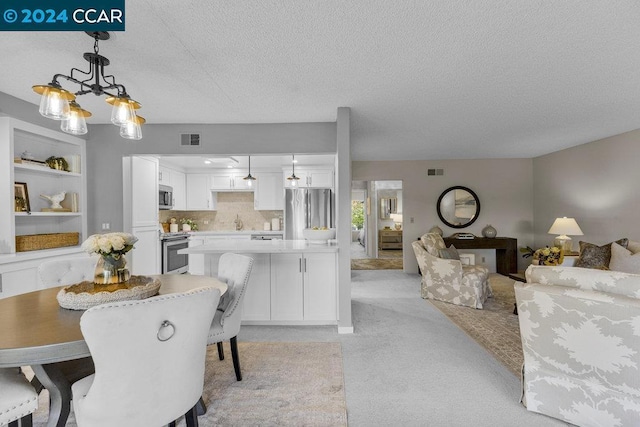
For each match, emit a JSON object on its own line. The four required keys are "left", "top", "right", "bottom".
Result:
{"left": 284, "top": 188, "right": 334, "bottom": 240}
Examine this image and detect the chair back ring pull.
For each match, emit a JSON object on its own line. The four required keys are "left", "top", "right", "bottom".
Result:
{"left": 157, "top": 320, "right": 176, "bottom": 342}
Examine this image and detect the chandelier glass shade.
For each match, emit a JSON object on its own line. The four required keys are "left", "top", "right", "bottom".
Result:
{"left": 32, "top": 32, "right": 143, "bottom": 139}
{"left": 243, "top": 156, "right": 257, "bottom": 187}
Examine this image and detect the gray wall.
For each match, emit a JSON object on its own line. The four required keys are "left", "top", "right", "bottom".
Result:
{"left": 353, "top": 159, "right": 534, "bottom": 273}
{"left": 0, "top": 92, "right": 62, "bottom": 133}
{"left": 532, "top": 129, "right": 640, "bottom": 247}
{"left": 87, "top": 122, "right": 337, "bottom": 234}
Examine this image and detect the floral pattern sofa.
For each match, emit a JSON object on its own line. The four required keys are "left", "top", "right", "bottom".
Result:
{"left": 515, "top": 265, "right": 640, "bottom": 427}
{"left": 412, "top": 233, "right": 491, "bottom": 309}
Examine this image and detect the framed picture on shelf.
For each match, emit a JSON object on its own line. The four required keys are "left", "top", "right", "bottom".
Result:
{"left": 14, "top": 182, "right": 30, "bottom": 212}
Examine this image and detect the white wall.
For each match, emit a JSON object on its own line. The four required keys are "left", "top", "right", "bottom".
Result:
{"left": 533, "top": 128, "right": 640, "bottom": 247}
{"left": 353, "top": 159, "right": 534, "bottom": 273}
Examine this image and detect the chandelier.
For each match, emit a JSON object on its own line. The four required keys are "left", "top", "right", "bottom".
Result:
{"left": 32, "top": 31, "right": 144, "bottom": 140}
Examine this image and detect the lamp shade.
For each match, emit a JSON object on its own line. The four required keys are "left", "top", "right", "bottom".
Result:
{"left": 548, "top": 217, "right": 583, "bottom": 236}
{"left": 390, "top": 213, "right": 403, "bottom": 223}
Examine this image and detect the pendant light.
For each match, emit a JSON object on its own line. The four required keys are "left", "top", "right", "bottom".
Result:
{"left": 120, "top": 115, "right": 146, "bottom": 140}
{"left": 60, "top": 101, "right": 91, "bottom": 135}
{"left": 32, "top": 31, "right": 143, "bottom": 139}
{"left": 287, "top": 154, "right": 300, "bottom": 186}
{"left": 243, "top": 156, "right": 257, "bottom": 187}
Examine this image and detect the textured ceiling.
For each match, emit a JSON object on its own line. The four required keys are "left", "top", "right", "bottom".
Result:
{"left": 1, "top": 1, "right": 639, "bottom": 160}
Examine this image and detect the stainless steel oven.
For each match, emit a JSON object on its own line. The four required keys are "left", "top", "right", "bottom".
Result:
{"left": 161, "top": 233, "right": 189, "bottom": 274}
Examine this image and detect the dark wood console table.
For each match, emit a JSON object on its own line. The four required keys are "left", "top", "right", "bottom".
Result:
{"left": 443, "top": 237, "right": 518, "bottom": 275}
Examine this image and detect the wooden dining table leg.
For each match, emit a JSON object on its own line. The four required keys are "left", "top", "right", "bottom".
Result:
{"left": 31, "top": 364, "right": 72, "bottom": 427}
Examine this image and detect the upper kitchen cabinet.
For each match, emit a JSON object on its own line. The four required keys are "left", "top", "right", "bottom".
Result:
{"left": 0, "top": 117, "right": 87, "bottom": 255}
{"left": 158, "top": 166, "right": 186, "bottom": 210}
{"left": 210, "top": 172, "right": 251, "bottom": 191}
{"left": 186, "top": 174, "right": 215, "bottom": 210}
{"left": 283, "top": 168, "right": 334, "bottom": 189}
{"left": 254, "top": 172, "right": 284, "bottom": 211}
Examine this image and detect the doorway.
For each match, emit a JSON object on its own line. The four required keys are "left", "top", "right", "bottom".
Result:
{"left": 351, "top": 180, "right": 403, "bottom": 270}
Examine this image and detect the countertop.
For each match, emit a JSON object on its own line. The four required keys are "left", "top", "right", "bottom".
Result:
{"left": 179, "top": 239, "right": 339, "bottom": 254}
{"left": 187, "top": 230, "right": 283, "bottom": 236}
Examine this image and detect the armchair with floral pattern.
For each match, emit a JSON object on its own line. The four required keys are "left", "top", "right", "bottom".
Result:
{"left": 515, "top": 265, "right": 640, "bottom": 426}
{"left": 412, "top": 233, "right": 491, "bottom": 309}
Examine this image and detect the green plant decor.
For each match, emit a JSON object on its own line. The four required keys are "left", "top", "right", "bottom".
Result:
{"left": 180, "top": 218, "right": 198, "bottom": 231}
{"left": 351, "top": 200, "right": 364, "bottom": 230}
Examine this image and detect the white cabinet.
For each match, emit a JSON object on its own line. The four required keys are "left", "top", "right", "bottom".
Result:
{"left": 270, "top": 253, "right": 337, "bottom": 321}
{"left": 172, "top": 170, "right": 186, "bottom": 210}
{"left": 210, "top": 172, "right": 251, "bottom": 191}
{"left": 158, "top": 166, "right": 171, "bottom": 185}
{"left": 186, "top": 174, "right": 215, "bottom": 210}
{"left": 0, "top": 117, "right": 87, "bottom": 256}
{"left": 254, "top": 172, "right": 284, "bottom": 210}
{"left": 123, "top": 156, "right": 160, "bottom": 275}
{"left": 283, "top": 168, "right": 334, "bottom": 189}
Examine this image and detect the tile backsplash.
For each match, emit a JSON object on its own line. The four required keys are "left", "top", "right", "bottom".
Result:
{"left": 159, "top": 192, "right": 282, "bottom": 231}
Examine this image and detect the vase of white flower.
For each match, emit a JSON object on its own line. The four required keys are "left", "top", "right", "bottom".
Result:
{"left": 82, "top": 232, "right": 138, "bottom": 284}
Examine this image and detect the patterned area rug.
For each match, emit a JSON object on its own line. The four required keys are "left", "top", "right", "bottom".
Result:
{"left": 31, "top": 342, "right": 347, "bottom": 427}
{"left": 351, "top": 258, "right": 403, "bottom": 270}
{"left": 428, "top": 273, "right": 522, "bottom": 376}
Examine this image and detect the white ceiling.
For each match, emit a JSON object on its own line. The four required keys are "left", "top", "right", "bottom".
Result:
{"left": 1, "top": 1, "right": 639, "bottom": 160}
{"left": 159, "top": 154, "right": 335, "bottom": 171}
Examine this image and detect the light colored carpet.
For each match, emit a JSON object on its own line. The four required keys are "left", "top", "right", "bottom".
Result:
{"left": 428, "top": 273, "right": 523, "bottom": 376}
{"left": 351, "top": 258, "right": 403, "bottom": 270}
{"left": 31, "top": 342, "right": 347, "bottom": 427}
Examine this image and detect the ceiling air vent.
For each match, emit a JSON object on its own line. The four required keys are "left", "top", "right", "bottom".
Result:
{"left": 180, "top": 133, "right": 201, "bottom": 146}
{"left": 427, "top": 168, "right": 444, "bottom": 176}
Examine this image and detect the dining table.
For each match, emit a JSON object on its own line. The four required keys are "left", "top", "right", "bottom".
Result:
{"left": 0, "top": 274, "right": 227, "bottom": 427}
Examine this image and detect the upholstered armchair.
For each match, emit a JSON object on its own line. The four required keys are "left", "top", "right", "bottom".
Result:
{"left": 515, "top": 265, "right": 640, "bottom": 426}
{"left": 412, "top": 233, "right": 491, "bottom": 309}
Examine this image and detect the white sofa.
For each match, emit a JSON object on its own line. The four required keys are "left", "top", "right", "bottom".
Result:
{"left": 515, "top": 265, "right": 640, "bottom": 427}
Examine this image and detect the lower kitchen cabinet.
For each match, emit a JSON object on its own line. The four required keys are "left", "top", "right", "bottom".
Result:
{"left": 199, "top": 251, "right": 337, "bottom": 324}
{"left": 270, "top": 253, "right": 337, "bottom": 322}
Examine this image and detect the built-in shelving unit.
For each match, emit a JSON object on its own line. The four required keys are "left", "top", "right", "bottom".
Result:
{"left": 0, "top": 117, "right": 87, "bottom": 256}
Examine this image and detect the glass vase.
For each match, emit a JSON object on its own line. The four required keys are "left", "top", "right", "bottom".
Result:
{"left": 94, "top": 254, "right": 130, "bottom": 285}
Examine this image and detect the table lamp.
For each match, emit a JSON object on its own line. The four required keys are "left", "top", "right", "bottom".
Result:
{"left": 390, "top": 213, "right": 403, "bottom": 230}
{"left": 548, "top": 217, "right": 583, "bottom": 254}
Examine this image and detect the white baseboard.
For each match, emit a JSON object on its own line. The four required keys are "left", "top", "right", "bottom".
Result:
{"left": 338, "top": 326, "right": 354, "bottom": 334}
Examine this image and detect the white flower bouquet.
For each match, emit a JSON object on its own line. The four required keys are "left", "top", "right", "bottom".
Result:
{"left": 81, "top": 232, "right": 138, "bottom": 260}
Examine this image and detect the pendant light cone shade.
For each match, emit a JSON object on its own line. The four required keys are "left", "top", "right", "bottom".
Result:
{"left": 244, "top": 156, "right": 257, "bottom": 187}
{"left": 287, "top": 154, "right": 300, "bottom": 185}
{"left": 120, "top": 115, "right": 145, "bottom": 140}
{"left": 61, "top": 101, "right": 91, "bottom": 135}
{"left": 106, "top": 96, "right": 141, "bottom": 126}
{"left": 33, "top": 85, "right": 75, "bottom": 120}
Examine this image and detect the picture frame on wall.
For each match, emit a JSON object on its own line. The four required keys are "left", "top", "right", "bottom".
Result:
{"left": 14, "top": 182, "right": 30, "bottom": 212}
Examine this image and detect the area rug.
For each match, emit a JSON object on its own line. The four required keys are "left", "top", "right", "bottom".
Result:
{"left": 428, "top": 273, "right": 522, "bottom": 376}
{"left": 351, "top": 258, "right": 403, "bottom": 270}
{"left": 31, "top": 342, "right": 347, "bottom": 427}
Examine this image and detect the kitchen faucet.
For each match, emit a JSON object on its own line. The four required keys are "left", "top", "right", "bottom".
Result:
{"left": 234, "top": 214, "right": 243, "bottom": 231}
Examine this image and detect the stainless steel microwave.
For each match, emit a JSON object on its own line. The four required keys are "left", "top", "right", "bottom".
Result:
{"left": 159, "top": 185, "right": 173, "bottom": 210}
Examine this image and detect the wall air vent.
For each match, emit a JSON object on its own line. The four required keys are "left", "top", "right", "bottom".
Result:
{"left": 427, "top": 168, "right": 444, "bottom": 176}
{"left": 180, "top": 133, "right": 201, "bottom": 146}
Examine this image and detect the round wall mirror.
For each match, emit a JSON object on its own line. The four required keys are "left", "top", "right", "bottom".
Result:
{"left": 436, "top": 186, "right": 480, "bottom": 229}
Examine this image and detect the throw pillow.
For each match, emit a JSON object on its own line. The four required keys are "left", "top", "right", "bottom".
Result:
{"left": 609, "top": 242, "right": 640, "bottom": 274}
{"left": 439, "top": 245, "right": 460, "bottom": 260}
{"left": 627, "top": 240, "right": 640, "bottom": 254}
{"left": 575, "top": 238, "right": 629, "bottom": 269}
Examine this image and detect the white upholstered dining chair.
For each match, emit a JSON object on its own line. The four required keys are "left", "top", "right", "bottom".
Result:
{"left": 37, "top": 256, "right": 97, "bottom": 288}
{"left": 70, "top": 287, "right": 221, "bottom": 427}
{"left": 209, "top": 253, "right": 254, "bottom": 381}
{"left": 0, "top": 367, "right": 38, "bottom": 427}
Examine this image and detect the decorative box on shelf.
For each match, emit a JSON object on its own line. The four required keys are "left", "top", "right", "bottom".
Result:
{"left": 15, "top": 232, "right": 80, "bottom": 252}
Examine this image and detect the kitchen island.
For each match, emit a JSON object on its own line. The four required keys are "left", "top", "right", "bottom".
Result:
{"left": 180, "top": 240, "right": 338, "bottom": 325}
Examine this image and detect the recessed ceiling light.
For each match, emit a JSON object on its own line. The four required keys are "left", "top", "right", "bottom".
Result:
{"left": 204, "top": 160, "right": 212, "bottom": 164}
{"left": 292, "top": 158, "right": 298, "bottom": 163}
